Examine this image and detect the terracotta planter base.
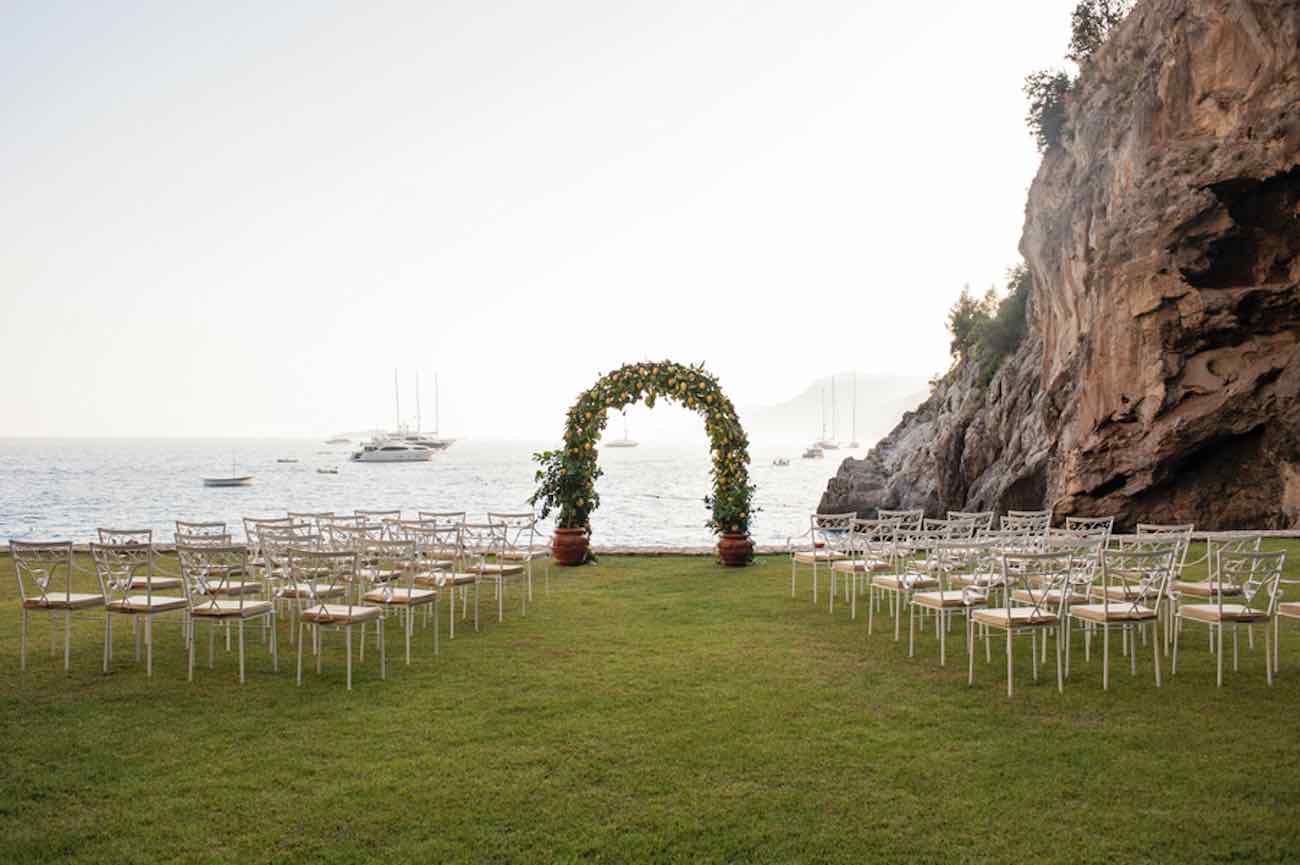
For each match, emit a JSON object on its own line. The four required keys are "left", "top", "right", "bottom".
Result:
{"left": 553, "top": 528, "right": 591, "bottom": 566}
{"left": 717, "top": 532, "right": 753, "bottom": 566}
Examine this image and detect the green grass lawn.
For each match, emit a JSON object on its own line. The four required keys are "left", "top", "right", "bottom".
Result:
{"left": 1, "top": 546, "right": 1298, "bottom": 864}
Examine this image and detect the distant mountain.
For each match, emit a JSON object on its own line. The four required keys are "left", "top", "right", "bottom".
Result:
{"left": 740, "top": 372, "right": 929, "bottom": 447}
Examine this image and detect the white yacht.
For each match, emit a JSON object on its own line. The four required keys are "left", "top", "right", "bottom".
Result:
{"left": 350, "top": 440, "right": 434, "bottom": 463}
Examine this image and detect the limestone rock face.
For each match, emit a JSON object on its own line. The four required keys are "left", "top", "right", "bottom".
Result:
{"left": 821, "top": 0, "right": 1300, "bottom": 530}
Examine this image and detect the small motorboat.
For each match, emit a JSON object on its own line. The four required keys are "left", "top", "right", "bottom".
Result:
{"left": 772, "top": 457, "right": 790, "bottom": 467}
{"left": 801, "top": 446, "right": 824, "bottom": 460}
{"left": 317, "top": 466, "right": 339, "bottom": 475}
{"left": 276, "top": 458, "right": 299, "bottom": 464}
{"left": 325, "top": 435, "right": 351, "bottom": 444}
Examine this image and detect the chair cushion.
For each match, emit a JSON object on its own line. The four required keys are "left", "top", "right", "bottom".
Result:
{"left": 1279, "top": 602, "right": 1300, "bottom": 619}
{"left": 107, "top": 595, "right": 188, "bottom": 613}
{"left": 467, "top": 563, "right": 524, "bottom": 576}
{"left": 1070, "top": 603, "right": 1157, "bottom": 623}
{"left": 200, "top": 580, "right": 262, "bottom": 596}
{"left": 1011, "top": 588, "right": 1086, "bottom": 606}
{"left": 414, "top": 572, "right": 478, "bottom": 587}
{"left": 952, "top": 572, "right": 1005, "bottom": 588}
{"left": 831, "top": 558, "right": 890, "bottom": 573}
{"left": 362, "top": 587, "right": 437, "bottom": 605}
{"left": 500, "top": 550, "right": 549, "bottom": 561}
{"left": 1173, "top": 580, "right": 1243, "bottom": 598}
{"left": 300, "top": 604, "right": 381, "bottom": 624}
{"left": 1179, "top": 604, "right": 1270, "bottom": 624}
{"left": 276, "top": 582, "right": 346, "bottom": 599}
{"left": 190, "top": 600, "right": 273, "bottom": 619}
{"left": 971, "top": 608, "right": 1058, "bottom": 629}
{"left": 23, "top": 592, "right": 105, "bottom": 610}
{"left": 912, "top": 590, "right": 979, "bottom": 609}
{"left": 793, "top": 550, "right": 846, "bottom": 563}
{"left": 127, "top": 576, "right": 183, "bottom": 591}
{"left": 872, "top": 573, "right": 938, "bottom": 591}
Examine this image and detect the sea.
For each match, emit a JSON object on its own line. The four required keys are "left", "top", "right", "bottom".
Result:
{"left": 0, "top": 438, "right": 849, "bottom": 547}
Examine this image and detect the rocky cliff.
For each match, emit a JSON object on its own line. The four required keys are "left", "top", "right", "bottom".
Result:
{"left": 820, "top": 0, "right": 1300, "bottom": 530}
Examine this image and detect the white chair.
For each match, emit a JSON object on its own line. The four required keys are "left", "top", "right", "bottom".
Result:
{"left": 788, "top": 512, "right": 855, "bottom": 604}
{"left": 175, "top": 520, "right": 228, "bottom": 538}
{"left": 176, "top": 544, "right": 277, "bottom": 683}
{"left": 356, "top": 509, "right": 402, "bottom": 526}
{"left": 1064, "top": 515, "right": 1115, "bottom": 539}
{"left": 463, "top": 522, "right": 526, "bottom": 622}
{"left": 947, "top": 510, "right": 994, "bottom": 531}
{"left": 1174, "top": 549, "right": 1286, "bottom": 687}
{"left": 908, "top": 538, "right": 992, "bottom": 667}
{"left": 1069, "top": 548, "right": 1172, "bottom": 689}
{"left": 11, "top": 541, "right": 105, "bottom": 673}
{"left": 291, "top": 548, "right": 384, "bottom": 690}
{"left": 91, "top": 541, "right": 187, "bottom": 677}
{"left": 488, "top": 512, "right": 552, "bottom": 598}
{"left": 970, "top": 551, "right": 1071, "bottom": 697}
{"left": 830, "top": 518, "right": 898, "bottom": 619}
{"left": 878, "top": 509, "right": 924, "bottom": 530}
{"left": 96, "top": 529, "right": 183, "bottom": 592}
{"left": 392, "top": 521, "right": 479, "bottom": 637}
{"left": 418, "top": 511, "right": 467, "bottom": 527}
{"left": 869, "top": 528, "right": 950, "bottom": 641}
{"left": 359, "top": 539, "right": 439, "bottom": 665}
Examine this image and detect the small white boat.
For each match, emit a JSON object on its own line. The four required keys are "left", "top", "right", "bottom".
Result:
{"left": 605, "top": 412, "right": 639, "bottom": 448}
{"left": 276, "top": 458, "right": 299, "bottom": 464}
{"left": 801, "top": 446, "right": 824, "bottom": 460}
{"left": 325, "top": 435, "right": 351, "bottom": 445}
{"left": 317, "top": 466, "right": 339, "bottom": 475}
{"left": 772, "top": 457, "right": 790, "bottom": 467}
{"left": 203, "top": 454, "right": 254, "bottom": 487}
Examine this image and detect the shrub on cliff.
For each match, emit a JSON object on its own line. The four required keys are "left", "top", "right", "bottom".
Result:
{"left": 945, "top": 264, "right": 1033, "bottom": 386}
{"left": 1023, "top": 70, "right": 1073, "bottom": 153}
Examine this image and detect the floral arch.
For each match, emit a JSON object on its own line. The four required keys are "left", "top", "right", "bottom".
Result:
{"left": 530, "top": 360, "right": 756, "bottom": 549}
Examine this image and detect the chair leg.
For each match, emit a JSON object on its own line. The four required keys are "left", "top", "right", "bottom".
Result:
{"left": 145, "top": 614, "right": 153, "bottom": 678}
{"left": 908, "top": 603, "right": 915, "bottom": 658}
{"left": 346, "top": 626, "right": 353, "bottom": 691}
{"left": 1103, "top": 625, "right": 1110, "bottom": 691}
{"left": 1264, "top": 621, "right": 1273, "bottom": 687}
{"left": 296, "top": 623, "right": 305, "bottom": 685}
{"left": 188, "top": 623, "right": 195, "bottom": 682}
{"left": 63, "top": 610, "right": 71, "bottom": 673}
{"left": 812, "top": 560, "right": 818, "bottom": 605}
{"left": 434, "top": 596, "right": 439, "bottom": 656}
{"left": 1172, "top": 615, "right": 1181, "bottom": 675}
{"left": 1217, "top": 621, "right": 1224, "bottom": 687}
{"left": 968, "top": 618, "right": 975, "bottom": 685}
{"left": 270, "top": 613, "right": 278, "bottom": 672}
{"left": 867, "top": 583, "right": 875, "bottom": 634}
{"left": 1152, "top": 623, "right": 1162, "bottom": 687}
{"left": 939, "top": 609, "right": 946, "bottom": 667}
{"left": 21, "top": 609, "right": 28, "bottom": 672}
{"left": 238, "top": 620, "right": 245, "bottom": 684}
{"left": 1131, "top": 626, "right": 1137, "bottom": 676}
{"left": 1006, "top": 630, "right": 1014, "bottom": 698}
{"left": 1055, "top": 626, "right": 1063, "bottom": 693}
{"left": 379, "top": 617, "right": 386, "bottom": 681}
{"left": 1030, "top": 631, "right": 1038, "bottom": 682}
{"left": 405, "top": 606, "right": 412, "bottom": 665}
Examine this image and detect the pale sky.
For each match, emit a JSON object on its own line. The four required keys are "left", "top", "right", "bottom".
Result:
{"left": 1, "top": 0, "right": 1080, "bottom": 440}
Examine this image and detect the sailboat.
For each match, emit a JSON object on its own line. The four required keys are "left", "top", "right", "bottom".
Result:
{"left": 352, "top": 371, "right": 434, "bottom": 463}
{"left": 848, "top": 371, "right": 861, "bottom": 449}
{"left": 604, "top": 411, "right": 639, "bottom": 448}
{"left": 816, "top": 381, "right": 840, "bottom": 450}
{"left": 202, "top": 453, "right": 254, "bottom": 487}
{"left": 400, "top": 371, "right": 455, "bottom": 450}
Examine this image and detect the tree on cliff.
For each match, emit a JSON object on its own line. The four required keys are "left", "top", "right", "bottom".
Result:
{"left": 1067, "top": 0, "right": 1135, "bottom": 63}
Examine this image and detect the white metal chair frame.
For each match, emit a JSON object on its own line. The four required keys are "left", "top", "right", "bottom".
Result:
{"left": 788, "top": 512, "right": 855, "bottom": 604}
{"left": 868, "top": 528, "right": 957, "bottom": 642}
{"left": 359, "top": 539, "right": 439, "bottom": 665}
{"left": 11, "top": 540, "right": 104, "bottom": 673}
{"left": 289, "top": 548, "right": 385, "bottom": 690}
{"left": 176, "top": 544, "right": 277, "bottom": 683}
{"left": 463, "top": 522, "right": 526, "bottom": 622}
{"left": 91, "top": 541, "right": 187, "bottom": 677}
{"left": 831, "top": 518, "right": 899, "bottom": 619}
{"left": 1173, "top": 549, "right": 1285, "bottom": 687}
{"left": 488, "top": 512, "right": 552, "bottom": 599}
{"left": 1068, "top": 548, "right": 1172, "bottom": 690}
{"left": 907, "top": 539, "right": 995, "bottom": 667}
{"left": 391, "top": 521, "right": 478, "bottom": 638}
{"left": 970, "top": 551, "right": 1074, "bottom": 697}
{"left": 175, "top": 520, "right": 228, "bottom": 538}
{"left": 947, "top": 510, "right": 995, "bottom": 531}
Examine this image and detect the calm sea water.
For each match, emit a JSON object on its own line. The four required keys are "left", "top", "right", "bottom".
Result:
{"left": 0, "top": 438, "right": 847, "bottom": 547}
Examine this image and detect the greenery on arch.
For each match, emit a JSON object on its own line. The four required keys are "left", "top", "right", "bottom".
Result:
{"left": 530, "top": 360, "right": 757, "bottom": 536}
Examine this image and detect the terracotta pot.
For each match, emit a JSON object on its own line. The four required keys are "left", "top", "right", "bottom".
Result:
{"left": 553, "top": 527, "right": 590, "bottom": 566}
{"left": 717, "top": 532, "right": 753, "bottom": 566}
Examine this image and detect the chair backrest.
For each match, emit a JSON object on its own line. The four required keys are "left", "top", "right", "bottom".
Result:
{"left": 243, "top": 516, "right": 292, "bottom": 545}
{"left": 175, "top": 520, "right": 227, "bottom": 538}
{"left": 1002, "top": 511, "right": 1051, "bottom": 533}
{"left": 286, "top": 548, "right": 359, "bottom": 615}
{"left": 97, "top": 528, "right": 152, "bottom": 546}
{"left": 487, "top": 512, "right": 541, "bottom": 553}
{"left": 1135, "top": 522, "right": 1194, "bottom": 573}
{"left": 176, "top": 544, "right": 254, "bottom": 613}
{"left": 1064, "top": 515, "right": 1115, "bottom": 538}
{"left": 462, "top": 522, "right": 506, "bottom": 564}
{"left": 997, "top": 551, "right": 1077, "bottom": 617}
{"left": 288, "top": 511, "right": 335, "bottom": 532}
{"left": 878, "top": 509, "right": 924, "bottom": 530}
{"left": 923, "top": 517, "right": 978, "bottom": 538}
{"left": 947, "top": 510, "right": 995, "bottom": 531}
{"left": 260, "top": 524, "right": 320, "bottom": 571}
{"left": 846, "top": 518, "right": 897, "bottom": 559}
{"left": 1213, "top": 548, "right": 1285, "bottom": 616}
{"left": 1206, "top": 534, "right": 1262, "bottom": 583}
{"left": 418, "top": 511, "right": 467, "bottom": 527}
{"left": 363, "top": 539, "right": 419, "bottom": 597}
{"left": 810, "top": 512, "right": 855, "bottom": 551}
{"left": 174, "top": 530, "right": 234, "bottom": 547}
{"left": 10, "top": 541, "right": 76, "bottom": 606}
{"left": 1099, "top": 548, "right": 1174, "bottom": 616}
{"left": 326, "top": 523, "right": 386, "bottom": 555}
{"left": 389, "top": 521, "right": 463, "bottom": 570}
{"left": 90, "top": 541, "right": 157, "bottom": 606}
{"left": 356, "top": 509, "right": 402, "bottom": 525}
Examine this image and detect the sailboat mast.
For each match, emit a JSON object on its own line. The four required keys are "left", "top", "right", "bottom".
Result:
{"left": 434, "top": 373, "right": 440, "bottom": 436}
{"left": 831, "top": 376, "right": 837, "bottom": 442}
{"left": 820, "top": 386, "right": 827, "bottom": 439}
{"left": 852, "top": 371, "right": 858, "bottom": 443}
{"left": 394, "top": 368, "right": 400, "bottom": 433}
{"left": 415, "top": 372, "right": 422, "bottom": 433}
